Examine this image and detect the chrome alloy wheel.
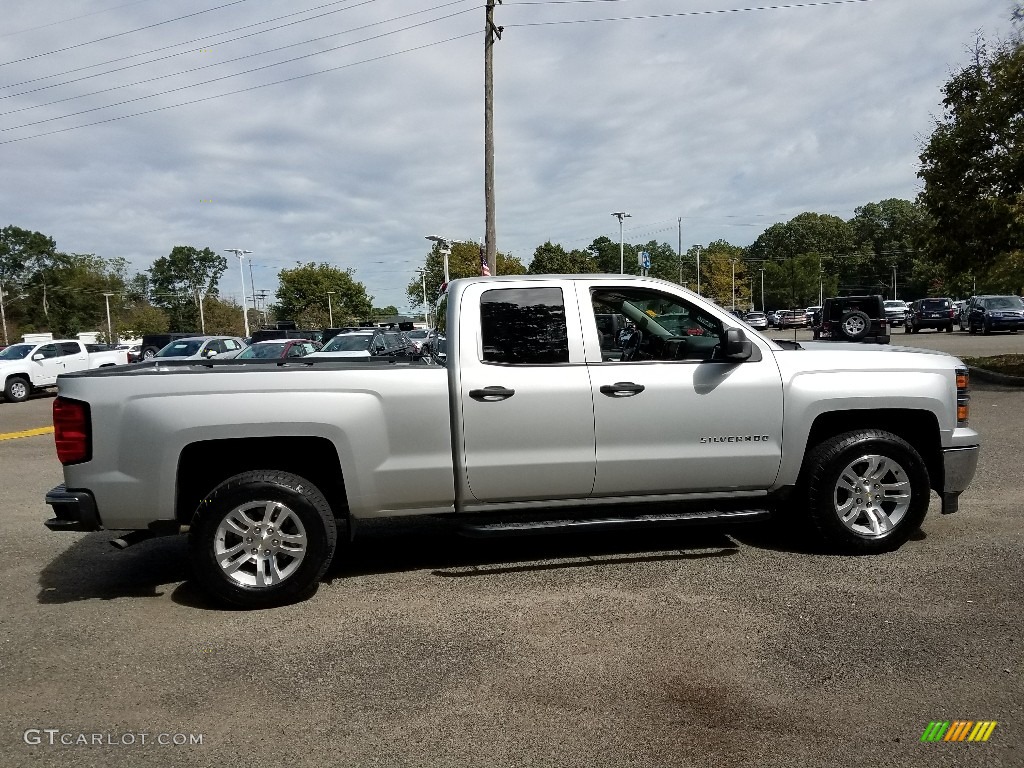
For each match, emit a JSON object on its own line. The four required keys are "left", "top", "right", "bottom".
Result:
{"left": 7, "top": 379, "right": 29, "bottom": 401}
{"left": 841, "top": 315, "right": 867, "bottom": 336}
{"left": 214, "top": 500, "right": 308, "bottom": 588}
{"left": 832, "top": 453, "right": 911, "bottom": 538}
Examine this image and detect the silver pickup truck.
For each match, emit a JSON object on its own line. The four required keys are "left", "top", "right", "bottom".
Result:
{"left": 44, "top": 275, "right": 980, "bottom": 608}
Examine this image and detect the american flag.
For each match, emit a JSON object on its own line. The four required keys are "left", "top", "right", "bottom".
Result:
{"left": 480, "top": 247, "right": 491, "bottom": 277}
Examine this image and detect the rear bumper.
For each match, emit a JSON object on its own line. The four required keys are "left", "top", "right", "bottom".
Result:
{"left": 939, "top": 445, "right": 980, "bottom": 514}
{"left": 44, "top": 484, "right": 102, "bottom": 532}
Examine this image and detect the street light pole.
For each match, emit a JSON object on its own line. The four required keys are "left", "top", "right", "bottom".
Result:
{"left": 0, "top": 280, "right": 8, "bottom": 346}
{"left": 327, "top": 291, "right": 336, "bottom": 328}
{"left": 760, "top": 268, "right": 765, "bottom": 312}
{"left": 417, "top": 270, "right": 428, "bottom": 326}
{"left": 102, "top": 293, "right": 115, "bottom": 343}
{"left": 426, "top": 236, "right": 451, "bottom": 284}
{"left": 611, "top": 212, "right": 631, "bottom": 274}
{"left": 696, "top": 245, "right": 702, "bottom": 295}
{"left": 731, "top": 259, "right": 736, "bottom": 310}
{"left": 224, "top": 249, "right": 253, "bottom": 337}
{"left": 892, "top": 264, "right": 897, "bottom": 300}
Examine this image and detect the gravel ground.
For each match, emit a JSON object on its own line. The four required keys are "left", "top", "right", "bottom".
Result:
{"left": 0, "top": 371, "right": 1020, "bottom": 768}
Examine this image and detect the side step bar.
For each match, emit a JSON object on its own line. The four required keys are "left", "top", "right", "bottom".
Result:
{"left": 458, "top": 507, "right": 770, "bottom": 538}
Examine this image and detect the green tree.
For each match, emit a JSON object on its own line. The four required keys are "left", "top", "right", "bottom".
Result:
{"left": 694, "top": 240, "right": 749, "bottom": 309}
{"left": 848, "top": 199, "right": 934, "bottom": 298}
{"left": 148, "top": 246, "right": 228, "bottom": 332}
{"left": 274, "top": 263, "right": 373, "bottom": 328}
{"left": 405, "top": 241, "right": 526, "bottom": 319}
{"left": 118, "top": 303, "right": 170, "bottom": 338}
{"left": 918, "top": 35, "right": 1024, "bottom": 283}
{"left": 527, "top": 241, "right": 596, "bottom": 274}
{"left": 588, "top": 236, "right": 637, "bottom": 275}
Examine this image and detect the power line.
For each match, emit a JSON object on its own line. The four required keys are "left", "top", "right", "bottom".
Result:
{"left": 1, "top": 0, "right": 162, "bottom": 38}
{"left": 0, "top": 0, "right": 392, "bottom": 93}
{"left": 501, "top": 0, "right": 872, "bottom": 27}
{"left": 0, "top": 1, "right": 474, "bottom": 116}
{"left": 0, "top": 0, "right": 257, "bottom": 68}
{"left": 0, "top": 30, "right": 477, "bottom": 145}
{"left": 0, "top": 10, "right": 476, "bottom": 133}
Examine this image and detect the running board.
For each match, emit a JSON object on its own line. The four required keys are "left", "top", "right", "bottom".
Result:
{"left": 458, "top": 507, "right": 770, "bottom": 538}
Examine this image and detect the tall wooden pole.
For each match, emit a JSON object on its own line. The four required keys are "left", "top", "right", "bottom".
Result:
{"left": 484, "top": 1, "right": 502, "bottom": 276}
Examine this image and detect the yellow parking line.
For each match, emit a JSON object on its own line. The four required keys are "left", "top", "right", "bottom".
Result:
{"left": 0, "top": 426, "right": 54, "bottom": 441}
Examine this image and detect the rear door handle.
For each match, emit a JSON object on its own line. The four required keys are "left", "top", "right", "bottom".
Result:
{"left": 469, "top": 386, "right": 516, "bottom": 401}
{"left": 599, "top": 382, "right": 645, "bottom": 397}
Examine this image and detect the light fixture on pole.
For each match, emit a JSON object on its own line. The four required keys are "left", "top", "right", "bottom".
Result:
{"left": 611, "top": 212, "right": 631, "bottom": 274}
{"left": 224, "top": 249, "right": 253, "bottom": 337}
{"left": 102, "top": 292, "right": 115, "bottom": 343}
{"left": 327, "top": 291, "right": 336, "bottom": 328}
{"left": 425, "top": 236, "right": 452, "bottom": 285}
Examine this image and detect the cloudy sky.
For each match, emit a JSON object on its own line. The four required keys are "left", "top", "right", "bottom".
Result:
{"left": 1, "top": 0, "right": 1015, "bottom": 312}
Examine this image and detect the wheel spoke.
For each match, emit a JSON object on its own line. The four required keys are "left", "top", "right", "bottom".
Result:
{"left": 277, "top": 531, "right": 307, "bottom": 552}
{"left": 224, "top": 511, "right": 252, "bottom": 535}
{"left": 261, "top": 501, "right": 279, "bottom": 526}
{"left": 219, "top": 549, "right": 253, "bottom": 574}
{"left": 865, "top": 508, "right": 893, "bottom": 535}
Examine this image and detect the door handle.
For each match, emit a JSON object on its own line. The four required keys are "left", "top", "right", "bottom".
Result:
{"left": 469, "top": 386, "right": 516, "bottom": 401}
{"left": 600, "top": 382, "right": 645, "bottom": 397}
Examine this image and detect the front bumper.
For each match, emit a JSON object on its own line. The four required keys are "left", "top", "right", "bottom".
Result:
{"left": 939, "top": 445, "right": 980, "bottom": 514}
{"left": 44, "top": 484, "right": 102, "bottom": 532}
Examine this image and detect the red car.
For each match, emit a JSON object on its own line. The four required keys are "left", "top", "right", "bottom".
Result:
{"left": 234, "top": 339, "right": 321, "bottom": 360}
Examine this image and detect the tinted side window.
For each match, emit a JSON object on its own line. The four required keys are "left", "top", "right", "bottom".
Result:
{"left": 37, "top": 344, "right": 58, "bottom": 359}
{"left": 480, "top": 287, "right": 569, "bottom": 365}
{"left": 59, "top": 342, "right": 81, "bottom": 356}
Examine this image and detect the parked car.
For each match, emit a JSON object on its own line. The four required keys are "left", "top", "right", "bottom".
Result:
{"left": 140, "top": 332, "right": 199, "bottom": 360}
{"left": 309, "top": 328, "right": 413, "bottom": 360}
{"left": 44, "top": 274, "right": 979, "bottom": 608}
{"left": 154, "top": 336, "right": 247, "bottom": 360}
{"left": 744, "top": 311, "right": 769, "bottom": 330}
{"left": 811, "top": 295, "right": 889, "bottom": 343}
{"left": 235, "top": 339, "right": 321, "bottom": 359}
{"left": 883, "top": 300, "right": 910, "bottom": 327}
{"left": 804, "top": 306, "right": 822, "bottom": 325}
{"left": 964, "top": 295, "right": 1024, "bottom": 335}
{"left": 115, "top": 343, "right": 142, "bottom": 363}
{"left": 904, "top": 297, "right": 955, "bottom": 333}
{"left": 775, "top": 310, "right": 807, "bottom": 329}
{"left": 1, "top": 340, "right": 128, "bottom": 403}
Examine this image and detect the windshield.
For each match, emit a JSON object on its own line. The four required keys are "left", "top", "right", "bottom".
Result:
{"left": 156, "top": 339, "right": 204, "bottom": 357}
{"left": 0, "top": 344, "right": 34, "bottom": 360}
{"left": 982, "top": 296, "right": 1024, "bottom": 310}
{"left": 322, "top": 334, "right": 372, "bottom": 352}
{"left": 406, "top": 329, "right": 428, "bottom": 339}
{"left": 920, "top": 299, "right": 951, "bottom": 310}
{"left": 237, "top": 342, "right": 287, "bottom": 359}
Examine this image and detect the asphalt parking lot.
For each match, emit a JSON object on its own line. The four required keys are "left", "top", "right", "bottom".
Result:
{"left": 1, "top": 333, "right": 1021, "bottom": 768}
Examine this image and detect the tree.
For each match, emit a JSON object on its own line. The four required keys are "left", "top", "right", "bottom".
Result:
{"left": 148, "top": 246, "right": 228, "bottom": 332}
{"left": 918, "top": 35, "right": 1024, "bottom": 283}
{"left": 848, "top": 199, "right": 934, "bottom": 299}
{"left": 747, "top": 213, "right": 857, "bottom": 306}
{"left": 588, "top": 236, "right": 636, "bottom": 275}
{"left": 527, "top": 241, "right": 596, "bottom": 274}
{"left": 274, "top": 263, "right": 373, "bottom": 328}
{"left": 118, "top": 303, "right": 170, "bottom": 338}
{"left": 695, "top": 240, "right": 748, "bottom": 309}
{"left": 0, "top": 226, "right": 58, "bottom": 343}
{"left": 405, "top": 241, "right": 526, "bottom": 319}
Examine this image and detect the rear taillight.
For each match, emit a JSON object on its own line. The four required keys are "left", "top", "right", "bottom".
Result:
{"left": 53, "top": 397, "right": 91, "bottom": 465}
{"left": 955, "top": 367, "right": 970, "bottom": 425}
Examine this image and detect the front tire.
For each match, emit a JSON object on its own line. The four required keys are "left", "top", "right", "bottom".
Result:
{"left": 3, "top": 376, "right": 30, "bottom": 403}
{"left": 189, "top": 470, "right": 338, "bottom": 608}
{"left": 802, "top": 430, "right": 930, "bottom": 554}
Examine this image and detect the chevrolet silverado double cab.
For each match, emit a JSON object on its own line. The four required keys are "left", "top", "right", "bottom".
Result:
{"left": 1, "top": 340, "right": 128, "bottom": 403}
{"left": 44, "top": 276, "right": 980, "bottom": 608}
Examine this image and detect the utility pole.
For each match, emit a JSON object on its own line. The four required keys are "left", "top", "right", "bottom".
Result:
{"left": 0, "top": 280, "right": 8, "bottom": 346}
{"left": 760, "top": 268, "right": 765, "bottom": 312}
{"left": 102, "top": 293, "right": 115, "bottom": 343}
{"left": 484, "top": 0, "right": 502, "bottom": 277}
{"left": 224, "top": 248, "right": 252, "bottom": 337}
{"left": 248, "top": 258, "right": 259, "bottom": 319}
{"left": 696, "top": 245, "right": 702, "bottom": 296}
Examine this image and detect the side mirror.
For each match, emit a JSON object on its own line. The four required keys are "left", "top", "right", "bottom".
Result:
{"left": 723, "top": 328, "right": 752, "bottom": 361}
{"left": 32, "top": 353, "right": 44, "bottom": 361}
{"left": 205, "top": 349, "right": 218, "bottom": 358}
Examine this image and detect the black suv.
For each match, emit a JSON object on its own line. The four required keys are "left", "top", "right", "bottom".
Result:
{"left": 963, "top": 295, "right": 1024, "bottom": 335}
{"left": 904, "top": 297, "right": 955, "bottom": 333}
{"left": 811, "top": 295, "right": 889, "bottom": 343}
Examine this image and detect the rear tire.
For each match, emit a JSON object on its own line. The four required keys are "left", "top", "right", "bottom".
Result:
{"left": 802, "top": 430, "right": 930, "bottom": 554}
{"left": 189, "top": 470, "right": 338, "bottom": 608}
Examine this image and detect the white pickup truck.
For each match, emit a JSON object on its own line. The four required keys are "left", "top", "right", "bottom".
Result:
{"left": 44, "top": 275, "right": 980, "bottom": 608}
{"left": 1, "top": 340, "right": 128, "bottom": 403}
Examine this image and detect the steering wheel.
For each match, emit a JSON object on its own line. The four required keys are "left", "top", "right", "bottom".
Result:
{"left": 620, "top": 329, "right": 643, "bottom": 361}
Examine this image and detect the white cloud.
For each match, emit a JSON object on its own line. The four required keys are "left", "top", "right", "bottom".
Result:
{"left": 0, "top": 0, "right": 1014, "bottom": 311}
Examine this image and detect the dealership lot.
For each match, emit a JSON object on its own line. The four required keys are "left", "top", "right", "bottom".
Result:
{"left": 1, "top": 336, "right": 1021, "bottom": 768}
